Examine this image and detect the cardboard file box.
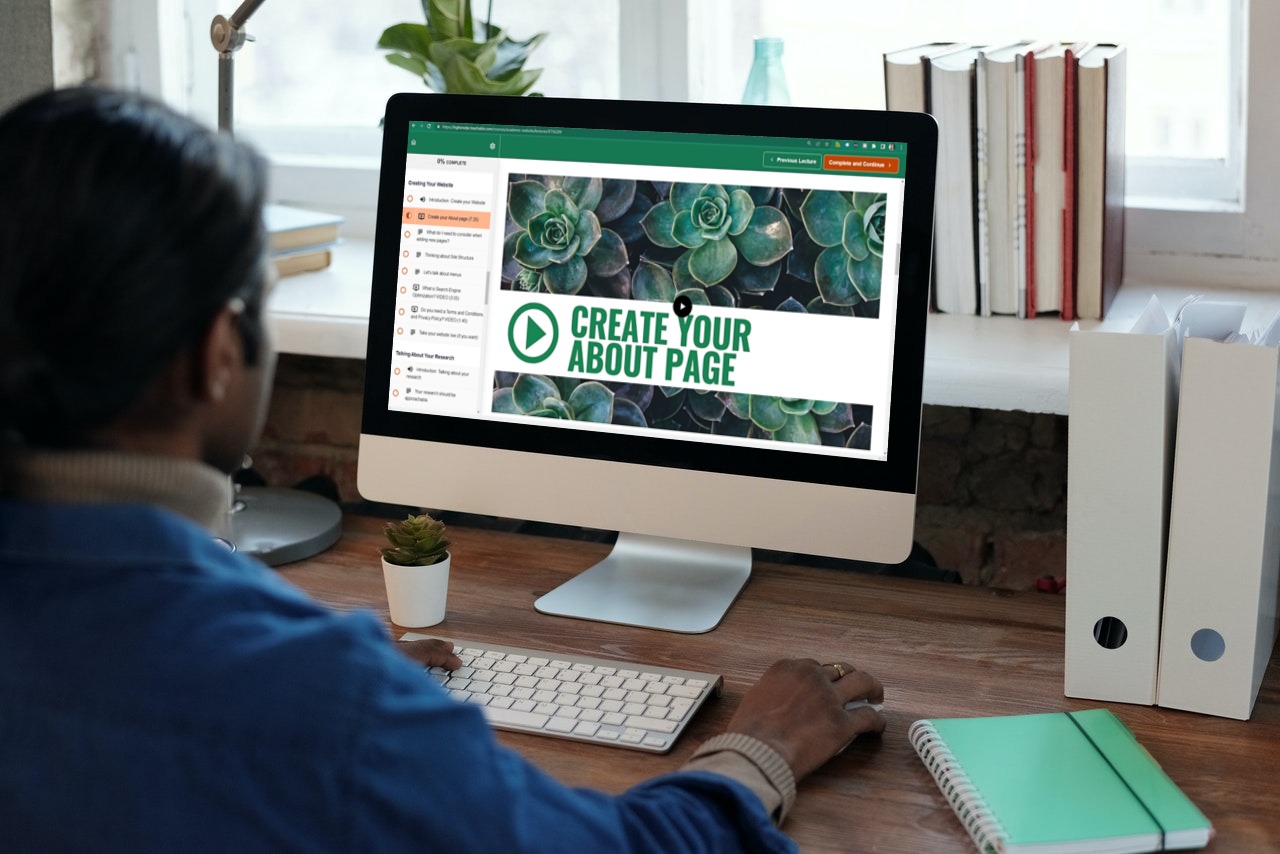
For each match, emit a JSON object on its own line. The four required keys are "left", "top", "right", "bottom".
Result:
{"left": 1156, "top": 335, "right": 1280, "bottom": 720}
{"left": 1065, "top": 304, "right": 1180, "bottom": 705}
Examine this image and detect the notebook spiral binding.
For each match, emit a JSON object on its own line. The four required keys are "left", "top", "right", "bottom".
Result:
{"left": 908, "top": 719, "right": 1007, "bottom": 852}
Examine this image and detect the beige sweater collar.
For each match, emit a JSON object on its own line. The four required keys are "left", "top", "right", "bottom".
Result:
{"left": 1, "top": 450, "right": 233, "bottom": 534}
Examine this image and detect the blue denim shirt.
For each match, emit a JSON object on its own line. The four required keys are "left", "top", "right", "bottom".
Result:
{"left": 0, "top": 501, "right": 794, "bottom": 853}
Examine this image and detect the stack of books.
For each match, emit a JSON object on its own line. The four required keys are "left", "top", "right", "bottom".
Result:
{"left": 884, "top": 41, "right": 1125, "bottom": 320}
{"left": 264, "top": 204, "right": 345, "bottom": 278}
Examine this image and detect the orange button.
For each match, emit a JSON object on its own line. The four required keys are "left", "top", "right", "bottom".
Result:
{"left": 402, "top": 207, "right": 492, "bottom": 229}
{"left": 823, "top": 155, "right": 899, "bottom": 173}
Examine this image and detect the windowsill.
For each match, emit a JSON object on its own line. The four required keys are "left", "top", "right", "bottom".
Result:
{"left": 267, "top": 240, "right": 1280, "bottom": 415}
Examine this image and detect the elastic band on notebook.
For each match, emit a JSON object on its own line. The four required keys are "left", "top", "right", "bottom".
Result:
{"left": 1065, "top": 711, "right": 1166, "bottom": 849}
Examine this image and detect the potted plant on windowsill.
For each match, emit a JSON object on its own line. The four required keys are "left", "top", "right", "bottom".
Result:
{"left": 381, "top": 513, "right": 452, "bottom": 628}
{"left": 377, "top": 0, "right": 546, "bottom": 97}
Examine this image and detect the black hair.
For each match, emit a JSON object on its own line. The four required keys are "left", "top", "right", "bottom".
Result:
{"left": 0, "top": 86, "right": 270, "bottom": 448}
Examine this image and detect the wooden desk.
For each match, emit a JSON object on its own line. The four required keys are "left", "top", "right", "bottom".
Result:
{"left": 282, "top": 514, "right": 1280, "bottom": 852}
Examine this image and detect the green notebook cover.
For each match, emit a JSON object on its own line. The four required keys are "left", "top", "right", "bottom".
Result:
{"left": 909, "top": 709, "right": 1213, "bottom": 853}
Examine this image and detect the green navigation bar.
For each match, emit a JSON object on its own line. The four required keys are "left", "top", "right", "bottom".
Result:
{"left": 405, "top": 124, "right": 909, "bottom": 178}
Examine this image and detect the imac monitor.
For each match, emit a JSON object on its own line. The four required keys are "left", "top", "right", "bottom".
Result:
{"left": 360, "top": 94, "right": 938, "bottom": 633}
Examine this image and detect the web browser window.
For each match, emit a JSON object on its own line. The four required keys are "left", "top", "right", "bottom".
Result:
{"left": 384, "top": 122, "right": 912, "bottom": 462}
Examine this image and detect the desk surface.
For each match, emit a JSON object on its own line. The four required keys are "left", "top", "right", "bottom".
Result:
{"left": 283, "top": 514, "right": 1280, "bottom": 852}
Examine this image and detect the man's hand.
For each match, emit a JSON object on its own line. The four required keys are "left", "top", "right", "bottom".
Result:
{"left": 725, "top": 658, "right": 886, "bottom": 781}
{"left": 396, "top": 637, "right": 463, "bottom": 671}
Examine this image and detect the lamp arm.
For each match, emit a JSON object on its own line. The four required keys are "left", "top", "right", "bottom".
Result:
{"left": 211, "top": 0, "right": 269, "bottom": 134}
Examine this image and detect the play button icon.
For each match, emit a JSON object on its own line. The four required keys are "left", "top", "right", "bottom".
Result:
{"left": 508, "top": 303, "right": 559, "bottom": 364}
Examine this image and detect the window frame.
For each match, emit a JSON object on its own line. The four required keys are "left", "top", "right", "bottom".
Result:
{"left": 112, "top": 0, "right": 1279, "bottom": 287}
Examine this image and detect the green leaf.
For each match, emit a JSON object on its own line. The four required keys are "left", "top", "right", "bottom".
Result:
{"left": 815, "top": 403, "right": 855, "bottom": 433}
{"left": 727, "top": 188, "right": 756, "bottom": 236}
{"left": 688, "top": 390, "right": 727, "bottom": 422}
{"left": 427, "top": 0, "right": 472, "bottom": 40}
{"left": 842, "top": 209, "right": 870, "bottom": 261}
{"left": 640, "top": 201, "right": 681, "bottom": 248}
{"left": 595, "top": 179, "right": 637, "bottom": 222}
{"left": 514, "top": 232, "right": 554, "bottom": 269}
{"left": 800, "top": 190, "right": 852, "bottom": 248}
{"left": 633, "top": 260, "right": 677, "bottom": 302}
{"left": 776, "top": 413, "right": 822, "bottom": 445}
{"left": 492, "top": 387, "right": 518, "bottom": 414}
{"left": 487, "top": 29, "right": 547, "bottom": 77}
{"left": 584, "top": 228, "right": 628, "bottom": 277}
{"left": 749, "top": 396, "right": 788, "bottom": 433}
{"left": 559, "top": 176, "right": 603, "bottom": 212}
{"left": 671, "top": 182, "right": 703, "bottom": 212}
{"left": 732, "top": 258, "right": 781, "bottom": 294}
{"left": 543, "top": 188, "right": 576, "bottom": 219}
{"left": 811, "top": 400, "right": 839, "bottom": 416}
{"left": 378, "top": 23, "right": 436, "bottom": 59}
{"left": 779, "top": 398, "right": 815, "bottom": 416}
{"left": 847, "top": 422, "right": 872, "bottom": 451}
{"left": 705, "top": 285, "right": 737, "bottom": 307}
{"left": 574, "top": 209, "right": 602, "bottom": 256}
{"left": 507, "top": 180, "right": 546, "bottom": 228}
{"left": 612, "top": 398, "right": 648, "bottom": 428}
{"left": 384, "top": 53, "right": 430, "bottom": 80}
{"left": 721, "top": 393, "right": 751, "bottom": 419}
{"left": 542, "top": 255, "right": 588, "bottom": 294}
{"left": 852, "top": 191, "right": 879, "bottom": 216}
{"left": 815, "top": 245, "right": 862, "bottom": 306}
{"left": 731, "top": 206, "right": 793, "bottom": 266}
{"left": 850, "top": 251, "right": 883, "bottom": 301}
{"left": 568, "top": 382, "right": 614, "bottom": 423}
{"left": 542, "top": 398, "right": 573, "bottom": 419}
{"left": 687, "top": 237, "right": 738, "bottom": 286}
{"left": 512, "top": 374, "right": 559, "bottom": 412}
{"left": 675, "top": 287, "right": 711, "bottom": 306}
{"left": 672, "top": 210, "right": 708, "bottom": 249}
{"left": 672, "top": 251, "right": 698, "bottom": 290}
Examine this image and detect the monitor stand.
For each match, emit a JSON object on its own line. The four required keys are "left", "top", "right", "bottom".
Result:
{"left": 534, "top": 532, "right": 752, "bottom": 634}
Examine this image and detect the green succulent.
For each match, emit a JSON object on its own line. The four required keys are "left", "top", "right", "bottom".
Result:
{"left": 381, "top": 513, "right": 450, "bottom": 567}
{"left": 719, "top": 394, "right": 843, "bottom": 445}
{"left": 799, "top": 190, "right": 886, "bottom": 305}
{"left": 378, "top": 0, "right": 545, "bottom": 96}
{"left": 505, "top": 177, "right": 629, "bottom": 295}
{"left": 641, "top": 183, "right": 792, "bottom": 288}
{"left": 494, "top": 374, "right": 615, "bottom": 422}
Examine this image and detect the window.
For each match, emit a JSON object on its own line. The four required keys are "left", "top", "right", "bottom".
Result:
{"left": 109, "top": 0, "right": 1278, "bottom": 287}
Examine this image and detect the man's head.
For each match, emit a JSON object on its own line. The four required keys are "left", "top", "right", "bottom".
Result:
{"left": 0, "top": 86, "right": 274, "bottom": 473}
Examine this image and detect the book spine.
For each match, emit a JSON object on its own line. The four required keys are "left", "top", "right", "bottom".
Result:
{"left": 908, "top": 719, "right": 1007, "bottom": 852}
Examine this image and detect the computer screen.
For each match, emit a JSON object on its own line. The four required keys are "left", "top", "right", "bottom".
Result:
{"left": 360, "top": 94, "right": 937, "bottom": 633}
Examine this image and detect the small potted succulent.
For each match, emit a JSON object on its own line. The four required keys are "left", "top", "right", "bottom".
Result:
{"left": 380, "top": 513, "right": 452, "bottom": 627}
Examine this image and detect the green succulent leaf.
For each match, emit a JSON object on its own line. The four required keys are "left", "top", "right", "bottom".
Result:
{"left": 848, "top": 422, "right": 872, "bottom": 451}
{"left": 849, "top": 251, "right": 883, "bottom": 301}
{"left": 670, "top": 182, "right": 704, "bottom": 212}
{"left": 811, "top": 400, "right": 839, "bottom": 416}
{"left": 749, "top": 396, "right": 788, "bottom": 433}
{"left": 612, "top": 398, "right": 648, "bottom": 427}
{"left": 727, "top": 189, "right": 756, "bottom": 236}
{"left": 779, "top": 398, "right": 815, "bottom": 416}
{"left": 776, "top": 413, "right": 822, "bottom": 444}
{"left": 640, "top": 201, "right": 681, "bottom": 248}
{"left": 512, "top": 374, "right": 559, "bottom": 412}
{"left": 732, "top": 258, "right": 781, "bottom": 294}
{"left": 541, "top": 398, "right": 574, "bottom": 419}
{"left": 688, "top": 390, "right": 727, "bottom": 422}
{"left": 731, "top": 206, "right": 793, "bottom": 266}
{"left": 542, "top": 255, "right": 588, "bottom": 294}
{"left": 675, "top": 287, "right": 711, "bottom": 306}
{"left": 568, "top": 381, "right": 614, "bottom": 423}
{"left": 514, "top": 232, "right": 554, "bottom": 269}
{"left": 558, "top": 176, "right": 603, "bottom": 212}
{"left": 815, "top": 403, "right": 855, "bottom": 433}
{"left": 687, "top": 238, "right": 738, "bottom": 286}
{"left": 721, "top": 393, "right": 751, "bottom": 419}
{"left": 672, "top": 252, "right": 699, "bottom": 290}
{"left": 508, "top": 180, "right": 547, "bottom": 228}
{"left": 864, "top": 199, "right": 887, "bottom": 257}
{"left": 543, "top": 189, "right": 576, "bottom": 218}
{"left": 705, "top": 285, "right": 737, "bottom": 307}
{"left": 842, "top": 209, "right": 870, "bottom": 261}
{"left": 672, "top": 210, "right": 708, "bottom": 249}
{"left": 691, "top": 195, "right": 732, "bottom": 240}
{"left": 595, "top": 179, "right": 638, "bottom": 222}
{"left": 815, "top": 245, "right": 864, "bottom": 306}
{"left": 584, "top": 228, "right": 628, "bottom": 277}
{"left": 492, "top": 386, "right": 518, "bottom": 414}
{"left": 574, "top": 209, "right": 602, "bottom": 256}
{"left": 633, "top": 260, "right": 677, "bottom": 302}
{"left": 800, "top": 190, "right": 853, "bottom": 248}
{"left": 776, "top": 296, "right": 807, "bottom": 312}
{"left": 852, "top": 191, "right": 879, "bottom": 216}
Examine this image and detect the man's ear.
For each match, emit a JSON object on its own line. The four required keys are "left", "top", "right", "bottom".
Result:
{"left": 194, "top": 304, "right": 244, "bottom": 405}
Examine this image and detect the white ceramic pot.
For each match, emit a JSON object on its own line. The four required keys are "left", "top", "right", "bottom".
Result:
{"left": 381, "top": 553, "right": 450, "bottom": 628}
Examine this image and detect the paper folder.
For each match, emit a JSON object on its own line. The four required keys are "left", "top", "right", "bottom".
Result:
{"left": 1157, "top": 333, "right": 1280, "bottom": 719}
{"left": 1065, "top": 299, "right": 1180, "bottom": 705}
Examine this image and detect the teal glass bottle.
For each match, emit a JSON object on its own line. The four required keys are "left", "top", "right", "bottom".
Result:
{"left": 741, "top": 37, "right": 791, "bottom": 106}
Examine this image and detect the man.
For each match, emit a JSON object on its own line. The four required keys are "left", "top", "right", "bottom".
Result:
{"left": 0, "top": 87, "right": 886, "bottom": 852}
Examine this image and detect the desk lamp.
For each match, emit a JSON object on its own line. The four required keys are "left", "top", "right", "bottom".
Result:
{"left": 210, "top": 0, "right": 343, "bottom": 565}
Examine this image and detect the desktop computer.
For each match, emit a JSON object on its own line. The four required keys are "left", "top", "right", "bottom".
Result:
{"left": 359, "top": 94, "right": 937, "bottom": 634}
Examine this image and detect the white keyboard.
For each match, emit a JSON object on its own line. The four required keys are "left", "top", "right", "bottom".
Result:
{"left": 402, "top": 634, "right": 723, "bottom": 753}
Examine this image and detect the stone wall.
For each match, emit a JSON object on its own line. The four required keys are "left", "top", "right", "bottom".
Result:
{"left": 253, "top": 354, "right": 1069, "bottom": 591}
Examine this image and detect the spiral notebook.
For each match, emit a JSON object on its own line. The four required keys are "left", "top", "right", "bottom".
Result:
{"left": 909, "top": 709, "right": 1213, "bottom": 853}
